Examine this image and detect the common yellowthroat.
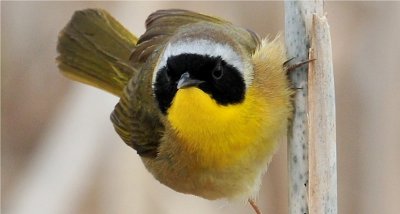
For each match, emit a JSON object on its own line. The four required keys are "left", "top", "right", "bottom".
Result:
{"left": 57, "top": 9, "right": 292, "bottom": 213}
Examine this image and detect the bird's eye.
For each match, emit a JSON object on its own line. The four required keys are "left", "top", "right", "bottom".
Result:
{"left": 212, "top": 68, "right": 223, "bottom": 80}
{"left": 212, "top": 60, "right": 224, "bottom": 80}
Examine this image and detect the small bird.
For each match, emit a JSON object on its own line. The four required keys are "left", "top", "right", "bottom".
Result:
{"left": 57, "top": 8, "right": 292, "bottom": 213}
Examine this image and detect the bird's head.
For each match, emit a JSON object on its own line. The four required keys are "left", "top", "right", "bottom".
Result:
{"left": 153, "top": 36, "right": 253, "bottom": 112}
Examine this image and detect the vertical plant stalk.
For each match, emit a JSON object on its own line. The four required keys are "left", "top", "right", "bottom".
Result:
{"left": 285, "top": 1, "right": 324, "bottom": 214}
{"left": 308, "top": 14, "right": 337, "bottom": 214}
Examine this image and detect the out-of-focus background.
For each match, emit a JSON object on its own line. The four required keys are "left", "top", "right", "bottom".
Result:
{"left": 2, "top": 1, "right": 400, "bottom": 214}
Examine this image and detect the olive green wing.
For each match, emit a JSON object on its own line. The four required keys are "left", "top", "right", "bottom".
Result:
{"left": 111, "top": 52, "right": 164, "bottom": 158}
{"left": 57, "top": 9, "right": 138, "bottom": 97}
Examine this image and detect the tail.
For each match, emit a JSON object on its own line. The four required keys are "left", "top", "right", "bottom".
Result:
{"left": 57, "top": 9, "right": 138, "bottom": 97}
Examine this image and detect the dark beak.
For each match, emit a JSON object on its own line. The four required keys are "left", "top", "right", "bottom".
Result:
{"left": 177, "top": 72, "right": 204, "bottom": 89}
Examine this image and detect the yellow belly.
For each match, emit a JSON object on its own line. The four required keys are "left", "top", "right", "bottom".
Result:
{"left": 167, "top": 87, "right": 276, "bottom": 168}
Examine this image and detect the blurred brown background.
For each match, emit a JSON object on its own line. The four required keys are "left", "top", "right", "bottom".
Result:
{"left": 2, "top": 1, "right": 400, "bottom": 214}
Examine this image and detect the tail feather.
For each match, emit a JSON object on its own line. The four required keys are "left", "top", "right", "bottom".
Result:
{"left": 57, "top": 9, "right": 138, "bottom": 97}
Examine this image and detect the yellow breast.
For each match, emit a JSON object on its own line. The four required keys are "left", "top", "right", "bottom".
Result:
{"left": 167, "top": 87, "right": 276, "bottom": 168}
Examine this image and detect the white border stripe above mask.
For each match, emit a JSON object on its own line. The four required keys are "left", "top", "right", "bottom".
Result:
{"left": 152, "top": 39, "right": 251, "bottom": 87}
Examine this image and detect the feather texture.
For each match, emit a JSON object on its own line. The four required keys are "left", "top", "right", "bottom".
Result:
{"left": 57, "top": 9, "right": 137, "bottom": 96}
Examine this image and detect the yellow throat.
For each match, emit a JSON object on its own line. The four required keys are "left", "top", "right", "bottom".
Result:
{"left": 167, "top": 87, "right": 273, "bottom": 168}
